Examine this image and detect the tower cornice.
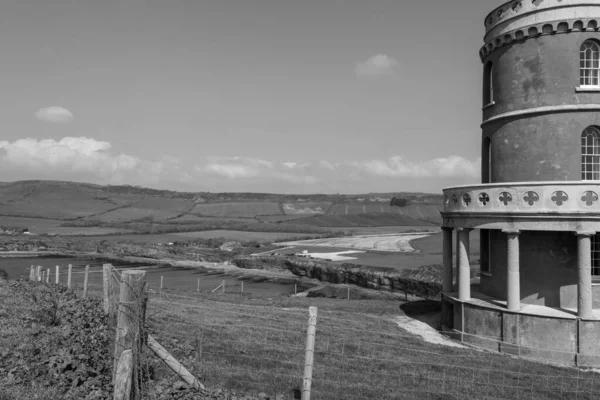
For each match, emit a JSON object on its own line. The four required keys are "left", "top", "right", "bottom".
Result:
{"left": 480, "top": 0, "right": 600, "bottom": 62}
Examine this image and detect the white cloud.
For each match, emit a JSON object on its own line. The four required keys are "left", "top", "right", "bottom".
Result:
{"left": 34, "top": 106, "right": 74, "bottom": 123}
{"left": 422, "top": 155, "right": 481, "bottom": 178}
{"left": 201, "top": 163, "right": 259, "bottom": 179}
{"left": 0, "top": 136, "right": 480, "bottom": 192}
{"left": 0, "top": 137, "right": 138, "bottom": 177}
{"left": 355, "top": 54, "right": 399, "bottom": 77}
{"left": 319, "top": 160, "right": 336, "bottom": 171}
{"left": 352, "top": 155, "right": 480, "bottom": 178}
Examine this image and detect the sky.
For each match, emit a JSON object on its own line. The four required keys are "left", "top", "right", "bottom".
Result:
{"left": 0, "top": 0, "right": 501, "bottom": 194}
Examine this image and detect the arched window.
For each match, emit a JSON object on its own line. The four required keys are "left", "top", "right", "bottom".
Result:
{"left": 582, "top": 126, "right": 600, "bottom": 180}
{"left": 483, "top": 62, "right": 494, "bottom": 105}
{"left": 580, "top": 40, "right": 600, "bottom": 87}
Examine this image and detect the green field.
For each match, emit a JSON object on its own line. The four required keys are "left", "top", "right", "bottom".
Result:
{"left": 0, "top": 181, "right": 142, "bottom": 219}
{"left": 93, "top": 206, "right": 183, "bottom": 222}
{"left": 281, "top": 202, "right": 331, "bottom": 214}
{"left": 285, "top": 213, "right": 433, "bottom": 227}
{"left": 190, "top": 202, "right": 283, "bottom": 217}
{"left": 0, "top": 216, "right": 134, "bottom": 235}
{"left": 86, "top": 230, "right": 320, "bottom": 244}
{"left": 327, "top": 203, "right": 441, "bottom": 223}
{"left": 0, "top": 181, "right": 443, "bottom": 231}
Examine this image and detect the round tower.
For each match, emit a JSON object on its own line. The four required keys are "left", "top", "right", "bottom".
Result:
{"left": 441, "top": 0, "right": 600, "bottom": 367}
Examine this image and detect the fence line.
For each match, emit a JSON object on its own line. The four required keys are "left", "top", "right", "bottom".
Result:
{"left": 20, "top": 262, "right": 600, "bottom": 399}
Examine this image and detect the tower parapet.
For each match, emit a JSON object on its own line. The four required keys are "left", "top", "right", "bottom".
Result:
{"left": 481, "top": 0, "right": 600, "bottom": 61}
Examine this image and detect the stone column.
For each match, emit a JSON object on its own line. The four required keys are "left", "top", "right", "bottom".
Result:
{"left": 503, "top": 229, "right": 521, "bottom": 311}
{"left": 442, "top": 227, "right": 453, "bottom": 292}
{"left": 457, "top": 228, "right": 472, "bottom": 301}
{"left": 577, "top": 231, "right": 595, "bottom": 319}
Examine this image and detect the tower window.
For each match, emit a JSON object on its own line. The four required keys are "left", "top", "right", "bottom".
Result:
{"left": 483, "top": 62, "right": 494, "bottom": 105}
{"left": 582, "top": 127, "right": 600, "bottom": 180}
{"left": 580, "top": 41, "right": 600, "bottom": 87}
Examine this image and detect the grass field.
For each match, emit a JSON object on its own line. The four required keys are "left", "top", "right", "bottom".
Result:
{"left": 0, "top": 181, "right": 444, "bottom": 229}
{"left": 92, "top": 206, "right": 183, "bottom": 222}
{"left": 85, "top": 230, "right": 321, "bottom": 244}
{"left": 167, "top": 214, "right": 251, "bottom": 223}
{"left": 190, "top": 202, "right": 283, "bottom": 217}
{"left": 286, "top": 213, "right": 433, "bottom": 227}
{"left": 326, "top": 203, "right": 441, "bottom": 222}
{"left": 0, "top": 182, "right": 145, "bottom": 219}
{"left": 3, "top": 272, "right": 597, "bottom": 399}
{"left": 0, "top": 216, "right": 133, "bottom": 235}
{"left": 144, "top": 289, "right": 599, "bottom": 400}
{"left": 131, "top": 196, "right": 195, "bottom": 212}
{"left": 281, "top": 202, "right": 331, "bottom": 215}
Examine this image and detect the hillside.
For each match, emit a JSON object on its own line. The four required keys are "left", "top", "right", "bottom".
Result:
{"left": 0, "top": 180, "right": 442, "bottom": 231}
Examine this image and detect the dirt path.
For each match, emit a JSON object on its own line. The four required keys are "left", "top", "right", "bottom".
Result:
{"left": 393, "top": 313, "right": 465, "bottom": 348}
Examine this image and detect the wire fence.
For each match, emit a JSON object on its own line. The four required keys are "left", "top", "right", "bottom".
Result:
{"left": 23, "top": 263, "right": 600, "bottom": 399}
{"left": 146, "top": 291, "right": 600, "bottom": 400}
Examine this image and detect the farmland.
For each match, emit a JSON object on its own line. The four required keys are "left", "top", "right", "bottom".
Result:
{"left": 281, "top": 202, "right": 331, "bottom": 214}
{"left": 327, "top": 203, "right": 442, "bottom": 223}
{"left": 190, "top": 202, "right": 283, "bottom": 217}
{"left": 92, "top": 206, "right": 182, "bottom": 222}
{"left": 86, "top": 229, "right": 322, "bottom": 244}
{"left": 0, "top": 181, "right": 442, "bottom": 233}
{"left": 286, "top": 213, "right": 432, "bottom": 227}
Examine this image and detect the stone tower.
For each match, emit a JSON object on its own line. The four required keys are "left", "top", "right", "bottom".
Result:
{"left": 440, "top": 0, "right": 600, "bottom": 366}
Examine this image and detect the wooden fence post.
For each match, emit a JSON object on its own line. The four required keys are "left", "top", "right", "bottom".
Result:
{"left": 55, "top": 265, "right": 60, "bottom": 284}
{"left": 103, "top": 264, "right": 113, "bottom": 315}
{"left": 241, "top": 281, "right": 244, "bottom": 293}
{"left": 46, "top": 268, "right": 50, "bottom": 283}
{"left": 221, "top": 280, "right": 225, "bottom": 294}
{"left": 67, "top": 264, "right": 72, "bottom": 289}
{"left": 83, "top": 265, "right": 90, "bottom": 299}
{"left": 302, "top": 306, "right": 318, "bottom": 400}
{"left": 36, "top": 266, "right": 42, "bottom": 282}
{"left": 29, "top": 265, "right": 35, "bottom": 281}
{"left": 113, "top": 349, "right": 133, "bottom": 400}
{"left": 197, "top": 278, "right": 200, "bottom": 292}
{"left": 113, "top": 270, "right": 147, "bottom": 400}
{"left": 160, "top": 275, "right": 163, "bottom": 290}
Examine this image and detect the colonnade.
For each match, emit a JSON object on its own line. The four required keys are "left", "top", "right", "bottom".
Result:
{"left": 441, "top": 227, "right": 595, "bottom": 318}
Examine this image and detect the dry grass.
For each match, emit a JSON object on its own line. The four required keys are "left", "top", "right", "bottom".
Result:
{"left": 143, "top": 289, "right": 600, "bottom": 400}
{"left": 190, "top": 202, "right": 284, "bottom": 218}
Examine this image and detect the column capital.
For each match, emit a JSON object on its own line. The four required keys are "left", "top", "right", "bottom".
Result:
{"left": 456, "top": 227, "right": 474, "bottom": 232}
{"left": 502, "top": 229, "right": 520, "bottom": 235}
{"left": 441, "top": 226, "right": 453, "bottom": 231}
{"left": 576, "top": 230, "right": 596, "bottom": 237}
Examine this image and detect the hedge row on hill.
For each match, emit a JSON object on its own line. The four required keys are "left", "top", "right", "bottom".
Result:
{"left": 232, "top": 256, "right": 443, "bottom": 300}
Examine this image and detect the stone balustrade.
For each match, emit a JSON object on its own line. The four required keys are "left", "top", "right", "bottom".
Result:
{"left": 443, "top": 182, "right": 600, "bottom": 215}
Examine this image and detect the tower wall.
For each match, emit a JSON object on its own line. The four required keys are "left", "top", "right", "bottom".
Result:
{"left": 482, "top": 33, "right": 600, "bottom": 183}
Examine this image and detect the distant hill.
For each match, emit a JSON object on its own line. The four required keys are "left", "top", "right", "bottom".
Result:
{"left": 0, "top": 180, "right": 442, "bottom": 227}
